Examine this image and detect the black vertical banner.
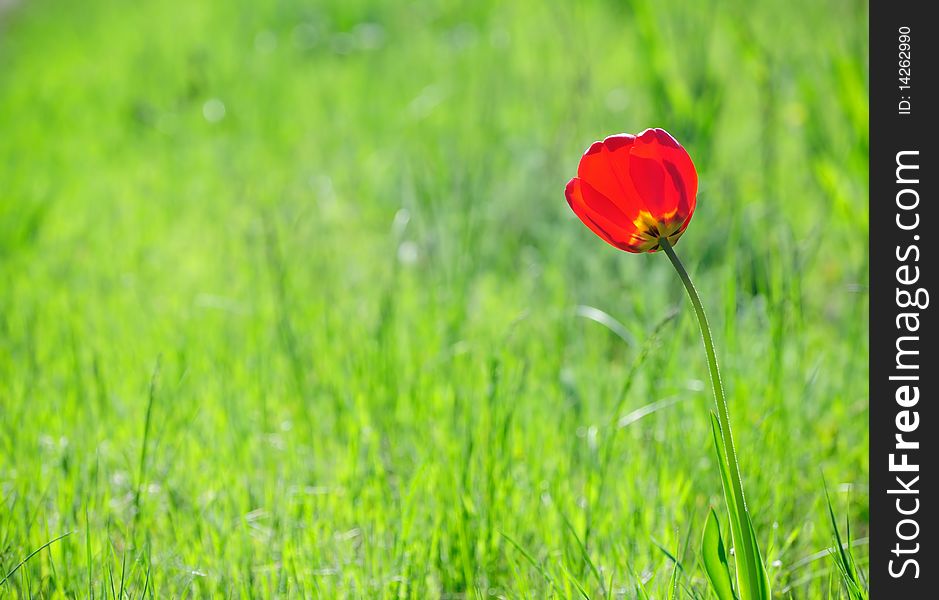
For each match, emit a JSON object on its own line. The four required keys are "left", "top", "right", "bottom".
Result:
{"left": 870, "top": 1, "right": 935, "bottom": 596}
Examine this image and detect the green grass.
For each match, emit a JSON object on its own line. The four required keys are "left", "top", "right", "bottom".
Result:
{"left": 0, "top": 0, "right": 868, "bottom": 597}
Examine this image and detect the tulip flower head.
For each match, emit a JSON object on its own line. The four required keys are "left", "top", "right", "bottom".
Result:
{"left": 565, "top": 128, "right": 697, "bottom": 253}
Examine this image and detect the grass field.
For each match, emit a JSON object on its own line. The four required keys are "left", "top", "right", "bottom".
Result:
{"left": 0, "top": 0, "right": 869, "bottom": 597}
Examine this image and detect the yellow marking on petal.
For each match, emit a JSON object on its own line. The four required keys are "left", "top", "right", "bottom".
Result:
{"left": 628, "top": 210, "right": 686, "bottom": 252}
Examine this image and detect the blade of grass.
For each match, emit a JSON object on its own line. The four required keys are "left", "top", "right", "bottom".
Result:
{"left": 133, "top": 358, "right": 161, "bottom": 540}
{"left": 823, "top": 483, "right": 867, "bottom": 599}
{"left": 119, "top": 551, "right": 127, "bottom": 599}
{"left": 500, "top": 532, "right": 565, "bottom": 597}
{"left": 86, "top": 506, "right": 94, "bottom": 600}
{"left": 701, "top": 508, "right": 736, "bottom": 600}
{"left": 709, "top": 413, "right": 770, "bottom": 600}
{"left": 557, "top": 505, "right": 605, "bottom": 593}
{"left": 558, "top": 560, "right": 591, "bottom": 600}
{"left": 0, "top": 530, "right": 74, "bottom": 586}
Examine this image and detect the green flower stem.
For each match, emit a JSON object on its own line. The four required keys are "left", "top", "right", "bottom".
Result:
{"left": 658, "top": 237, "right": 750, "bottom": 524}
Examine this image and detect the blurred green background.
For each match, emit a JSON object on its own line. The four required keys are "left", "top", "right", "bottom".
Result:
{"left": 0, "top": 0, "right": 868, "bottom": 597}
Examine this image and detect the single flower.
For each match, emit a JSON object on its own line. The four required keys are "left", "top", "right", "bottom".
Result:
{"left": 565, "top": 128, "right": 771, "bottom": 599}
{"left": 565, "top": 128, "right": 698, "bottom": 253}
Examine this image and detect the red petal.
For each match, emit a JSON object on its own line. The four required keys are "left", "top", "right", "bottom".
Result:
{"left": 576, "top": 134, "right": 644, "bottom": 220}
{"left": 630, "top": 128, "right": 697, "bottom": 221}
{"left": 565, "top": 178, "right": 640, "bottom": 252}
{"left": 628, "top": 154, "right": 668, "bottom": 215}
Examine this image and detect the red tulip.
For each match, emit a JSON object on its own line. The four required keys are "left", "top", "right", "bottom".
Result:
{"left": 565, "top": 128, "right": 698, "bottom": 253}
